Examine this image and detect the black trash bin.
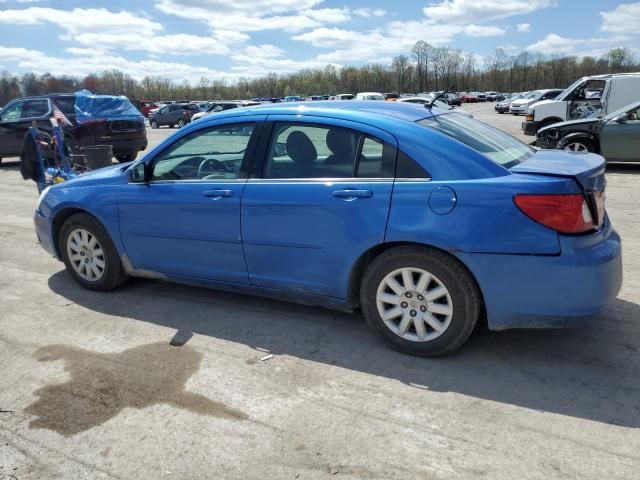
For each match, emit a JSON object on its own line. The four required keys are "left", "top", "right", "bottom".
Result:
{"left": 82, "top": 145, "right": 113, "bottom": 170}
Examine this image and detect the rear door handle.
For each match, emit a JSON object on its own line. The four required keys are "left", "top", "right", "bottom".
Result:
{"left": 332, "top": 189, "right": 373, "bottom": 200}
{"left": 203, "top": 189, "right": 233, "bottom": 198}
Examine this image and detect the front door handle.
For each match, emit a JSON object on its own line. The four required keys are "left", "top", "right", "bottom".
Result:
{"left": 332, "top": 189, "right": 373, "bottom": 200}
{"left": 203, "top": 189, "right": 233, "bottom": 198}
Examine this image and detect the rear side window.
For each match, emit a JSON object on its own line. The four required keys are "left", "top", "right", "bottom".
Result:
{"left": 263, "top": 123, "right": 394, "bottom": 179}
{"left": 21, "top": 99, "right": 49, "bottom": 118}
{"left": 396, "top": 151, "right": 429, "bottom": 178}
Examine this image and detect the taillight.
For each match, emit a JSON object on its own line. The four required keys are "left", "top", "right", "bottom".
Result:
{"left": 514, "top": 194, "right": 594, "bottom": 234}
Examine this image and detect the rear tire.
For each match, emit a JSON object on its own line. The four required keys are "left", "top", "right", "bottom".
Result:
{"left": 150, "top": 120, "right": 159, "bottom": 129}
{"left": 177, "top": 119, "right": 185, "bottom": 128}
{"left": 360, "top": 246, "right": 481, "bottom": 357}
{"left": 115, "top": 153, "right": 136, "bottom": 163}
{"left": 59, "top": 213, "right": 128, "bottom": 291}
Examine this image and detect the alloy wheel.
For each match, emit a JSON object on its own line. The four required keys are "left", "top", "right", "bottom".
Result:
{"left": 66, "top": 228, "right": 106, "bottom": 281}
{"left": 376, "top": 267, "right": 453, "bottom": 342}
{"left": 564, "top": 142, "right": 589, "bottom": 153}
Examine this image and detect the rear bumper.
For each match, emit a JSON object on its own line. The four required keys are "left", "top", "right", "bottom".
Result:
{"left": 457, "top": 220, "right": 622, "bottom": 330}
{"left": 522, "top": 120, "right": 538, "bottom": 136}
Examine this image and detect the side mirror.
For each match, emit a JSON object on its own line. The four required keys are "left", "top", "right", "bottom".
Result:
{"left": 614, "top": 114, "right": 628, "bottom": 124}
{"left": 129, "top": 162, "right": 148, "bottom": 183}
{"left": 274, "top": 142, "right": 287, "bottom": 157}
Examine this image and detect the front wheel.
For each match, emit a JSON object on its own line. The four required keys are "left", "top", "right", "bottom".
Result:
{"left": 360, "top": 247, "right": 481, "bottom": 357}
{"left": 60, "top": 213, "right": 128, "bottom": 291}
{"left": 562, "top": 139, "right": 594, "bottom": 153}
{"left": 150, "top": 120, "right": 159, "bottom": 129}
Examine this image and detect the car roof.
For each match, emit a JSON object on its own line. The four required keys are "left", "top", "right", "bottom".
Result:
{"left": 197, "top": 100, "right": 443, "bottom": 126}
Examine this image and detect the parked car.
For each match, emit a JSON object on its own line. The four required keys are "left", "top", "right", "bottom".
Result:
{"left": 509, "top": 89, "right": 563, "bottom": 115}
{"left": 384, "top": 93, "right": 400, "bottom": 101}
{"left": 334, "top": 94, "right": 355, "bottom": 100}
{"left": 191, "top": 100, "right": 260, "bottom": 121}
{"left": 536, "top": 100, "right": 640, "bottom": 161}
{"left": 356, "top": 92, "right": 385, "bottom": 101}
{"left": 306, "top": 95, "right": 325, "bottom": 101}
{"left": 34, "top": 101, "right": 621, "bottom": 357}
{"left": 495, "top": 93, "right": 525, "bottom": 113}
{"left": 471, "top": 92, "right": 487, "bottom": 102}
{"left": 458, "top": 92, "right": 478, "bottom": 103}
{"left": 523, "top": 73, "right": 640, "bottom": 136}
{"left": 485, "top": 92, "right": 499, "bottom": 101}
{"left": 284, "top": 96, "right": 303, "bottom": 102}
{"left": 0, "top": 92, "right": 147, "bottom": 164}
{"left": 138, "top": 100, "right": 159, "bottom": 117}
{"left": 148, "top": 103, "right": 199, "bottom": 128}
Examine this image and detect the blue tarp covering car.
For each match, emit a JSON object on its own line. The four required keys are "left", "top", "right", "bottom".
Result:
{"left": 73, "top": 89, "right": 145, "bottom": 124}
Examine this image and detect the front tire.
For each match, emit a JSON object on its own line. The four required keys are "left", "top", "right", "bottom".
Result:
{"left": 562, "top": 138, "right": 595, "bottom": 153}
{"left": 360, "top": 246, "right": 481, "bottom": 357}
{"left": 150, "top": 120, "right": 159, "bottom": 129}
{"left": 59, "top": 214, "right": 128, "bottom": 291}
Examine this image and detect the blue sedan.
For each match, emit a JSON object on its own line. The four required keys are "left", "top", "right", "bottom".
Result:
{"left": 34, "top": 101, "right": 622, "bottom": 356}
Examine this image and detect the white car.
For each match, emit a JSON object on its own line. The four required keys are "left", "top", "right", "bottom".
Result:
{"left": 509, "top": 89, "right": 563, "bottom": 115}
{"left": 192, "top": 100, "right": 260, "bottom": 121}
{"left": 356, "top": 92, "right": 385, "bottom": 101}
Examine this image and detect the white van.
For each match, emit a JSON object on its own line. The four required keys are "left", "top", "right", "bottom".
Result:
{"left": 522, "top": 73, "right": 640, "bottom": 135}
{"left": 356, "top": 92, "right": 385, "bottom": 101}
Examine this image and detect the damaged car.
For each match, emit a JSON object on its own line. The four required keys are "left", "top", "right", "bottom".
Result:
{"left": 536, "top": 100, "right": 640, "bottom": 162}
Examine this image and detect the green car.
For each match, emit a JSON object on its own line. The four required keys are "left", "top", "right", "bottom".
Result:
{"left": 536, "top": 101, "right": 640, "bottom": 162}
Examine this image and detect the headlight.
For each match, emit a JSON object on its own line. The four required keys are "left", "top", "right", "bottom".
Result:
{"left": 527, "top": 106, "right": 535, "bottom": 115}
{"left": 36, "top": 186, "right": 51, "bottom": 211}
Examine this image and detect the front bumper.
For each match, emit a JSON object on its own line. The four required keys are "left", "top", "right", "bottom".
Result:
{"left": 509, "top": 107, "right": 527, "bottom": 114}
{"left": 457, "top": 220, "right": 622, "bottom": 330}
{"left": 34, "top": 209, "right": 58, "bottom": 258}
{"left": 522, "top": 120, "right": 539, "bottom": 136}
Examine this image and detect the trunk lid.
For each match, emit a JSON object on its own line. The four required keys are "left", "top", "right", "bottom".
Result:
{"left": 511, "top": 150, "right": 607, "bottom": 226}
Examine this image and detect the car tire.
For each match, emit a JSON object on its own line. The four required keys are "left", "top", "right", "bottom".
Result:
{"left": 360, "top": 246, "right": 481, "bottom": 357}
{"left": 59, "top": 213, "right": 128, "bottom": 291}
{"left": 562, "top": 138, "right": 595, "bottom": 153}
{"left": 150, "top": 120, "right": 159, "bottom": 129}
{"left": 177, "top": 119, "right": 185, "bottom": 128}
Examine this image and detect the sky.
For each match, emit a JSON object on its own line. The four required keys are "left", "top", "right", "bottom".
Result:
{"left": 0, "top": 0, "right": 638, "bottom": 83}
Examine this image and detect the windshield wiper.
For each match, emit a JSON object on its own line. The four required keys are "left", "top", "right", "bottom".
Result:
{"left": 427, "top": 85, "right": 456, "bottom": 109}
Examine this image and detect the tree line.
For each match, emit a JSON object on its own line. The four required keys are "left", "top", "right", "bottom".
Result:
{"left": 0, "top": 45, "right": 637, "bottom": 106}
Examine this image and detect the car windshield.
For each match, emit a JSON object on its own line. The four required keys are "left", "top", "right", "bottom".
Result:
{"left": 418, "top": 113, "right": 534, "bottom": 168}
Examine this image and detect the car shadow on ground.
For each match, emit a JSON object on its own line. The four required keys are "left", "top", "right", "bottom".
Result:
{"left": 606, "top": 162, "right": 640, "bottom": 174}
{"left": 48, "top": 271, "right": 640, "bottom": 428}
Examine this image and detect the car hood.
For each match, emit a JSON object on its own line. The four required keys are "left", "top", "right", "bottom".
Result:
{"left": 538, "top": 117, "right": 601, "bottom": 135}
{"left": 511, "top": 99, "right": 536, "bottom": 106}
{"left": 57, "top": 163, "right": 130, "bottom": 188}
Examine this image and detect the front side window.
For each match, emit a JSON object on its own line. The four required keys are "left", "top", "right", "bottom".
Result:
{"left": 21, "top": 99, "right": 49, "bottom": 118}
{"left": 419, "top": 113, "right": 534, "bottom": 168}
{"left": 151, "top": 124, "right": 255, "bottom": 181}
{"left": 263, "top": 123, "right": 393, "bottom": 179}
{"left": 0, "top": 101, "right": 23, "bottom": 121}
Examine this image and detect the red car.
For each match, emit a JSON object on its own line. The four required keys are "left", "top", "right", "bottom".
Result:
{"left": 138, "top": 100, "right": 159, "bottom": 117}
{"left": 458, "top": 92, "right": 478, "bottom": 103}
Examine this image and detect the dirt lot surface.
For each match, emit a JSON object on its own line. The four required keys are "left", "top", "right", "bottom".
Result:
{"left": 1, "top": 103, "right": 639, "bottom": 479}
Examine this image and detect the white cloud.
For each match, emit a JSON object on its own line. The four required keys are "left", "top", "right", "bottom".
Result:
{"left": 516, "top": 23, "right": 531, "bottom": 32}
{"left": 0, "top": 45, "right": 244, "bottom": 82}
{"left": 600, "top": 2, "right": 640, "bottom": 34}
{"left": 464, "top": 24, "right": 506, "bottom": 37}
{"left": 230, "top": 43, "right": 340, "bottom": 76}
{"left": 423, "top": 0, "right": 555, "bottom": 24}
{"left": 353, "top": 8, "right": 386, "bottom": 18}
{"left": 525, "top": 33, "right": 583, "bottom": 55}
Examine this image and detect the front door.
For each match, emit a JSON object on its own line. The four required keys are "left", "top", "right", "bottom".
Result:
{"left": 600, "top": 105, "right": 640, "bottom": 162}
{"left": 241, "top": 116, "right": 397, "bottom": 299}
{"left": 0, "top": 99, "right": 51, "bottom": 157}
{"left": 118, "top": 120, "right": 262, "bottom": 283}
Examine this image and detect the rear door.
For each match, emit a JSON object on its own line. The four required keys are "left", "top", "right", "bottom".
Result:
{"left": 0, "top": 98, "right": 51, "bottom": 156}
{"left": 241, "top": 116, "right": 397, "bottom": 299}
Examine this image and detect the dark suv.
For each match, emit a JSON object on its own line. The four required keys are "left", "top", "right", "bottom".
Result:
{"left": 148, "top": 103, "right": 199, "bottom": 129}
{"left": 0, "top": 93, "right": 147, "bottom": 163}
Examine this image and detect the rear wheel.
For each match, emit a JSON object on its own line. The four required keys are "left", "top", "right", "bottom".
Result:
{"left": 563, "top": 139, "right": 594, "bottom": 153}
{"left": 360, "top": 246, "right": 481, "bottom": 357}
{"left": 115, "top": 152, "right": 136, "bottom": 163}
{"left": 60, "top": 213, "right": 128, "bottom": 291}
{"left": 150, "top": 120, "right": 159, "bottom": 129}
{"left": 177, "top": 119, "right": 185, "bottom": 128}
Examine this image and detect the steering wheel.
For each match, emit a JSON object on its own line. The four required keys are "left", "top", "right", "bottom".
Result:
{"left": 197, "top": 158, "right": 229, "bottom": 178}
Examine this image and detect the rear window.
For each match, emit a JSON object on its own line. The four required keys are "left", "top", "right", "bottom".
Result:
{"left": 418, "top": 113, "right": 534, "bottom": 168}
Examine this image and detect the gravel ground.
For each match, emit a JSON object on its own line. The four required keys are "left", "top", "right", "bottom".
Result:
{"left": 0, "top": 103, "right": 638, "bottom": 480}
